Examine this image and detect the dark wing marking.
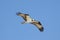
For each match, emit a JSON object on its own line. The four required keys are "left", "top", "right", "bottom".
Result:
{"left": 16, "top": 12, "right": 29, "bottom": 21}
{"left": 31, "top": 21, "right": 44, "bottom": 32}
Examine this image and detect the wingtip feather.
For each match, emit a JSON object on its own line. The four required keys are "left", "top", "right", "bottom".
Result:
{"left": 39, "top": 27, "right": 44, "bottom": 32}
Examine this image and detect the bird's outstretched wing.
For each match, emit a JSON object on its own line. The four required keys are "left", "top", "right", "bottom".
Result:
{"left": 31, "top": 20, "right": 44, "bottom": 32}
{"left": 17, "top": 12, "right": 44, "bottom": 32}
{"left": 16, "top": 12, "right": 30, "bottom": 21}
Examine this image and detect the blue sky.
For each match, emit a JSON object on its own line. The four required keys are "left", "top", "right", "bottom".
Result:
{"left": 0, "top": 0, "right": 60, "bottom": 40}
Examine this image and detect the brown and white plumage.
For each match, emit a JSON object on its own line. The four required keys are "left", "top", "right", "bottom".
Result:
{"left": 16, "top": 12, "right": 44, "bottom": 32}
{"left": 31, "top": 20, "right": 44, "bottom": 32}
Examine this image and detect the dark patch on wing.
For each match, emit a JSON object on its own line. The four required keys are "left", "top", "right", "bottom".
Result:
{"left": 22, "top": 14, "right": 29, "bottom": 21}
{"left": 39, "top": 26, "right": 44, "bottom": 32}
{"left": 38, "top": 22, "right": 44, "bottom": 32}
{"left": 25, "top": 14, "right": 29, "bottom": 16}
{"left": 16, "top": 12, "right": 29, "bottom": 21}
{"left": 38, "top": 22, "right": 42, "bottom": 25}
{"left": 31, "top": 20, "right": 44, "bottom": 32}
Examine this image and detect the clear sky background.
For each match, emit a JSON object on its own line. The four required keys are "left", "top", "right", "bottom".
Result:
{"left": 0, "top": 0, "right": 60, "bottom": 40}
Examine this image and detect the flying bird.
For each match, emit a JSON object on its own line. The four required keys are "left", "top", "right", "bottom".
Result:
{"left": 16, "top": 12, "right": 44, "bottom": 32}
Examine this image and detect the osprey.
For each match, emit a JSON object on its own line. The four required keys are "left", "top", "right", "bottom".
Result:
{"left": 16, "top": 12, "right": 44, "bottom": 32}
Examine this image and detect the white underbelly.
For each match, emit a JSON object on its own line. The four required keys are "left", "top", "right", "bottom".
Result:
{"left": 26, "top": 19, "right": 32, "bottom": 22}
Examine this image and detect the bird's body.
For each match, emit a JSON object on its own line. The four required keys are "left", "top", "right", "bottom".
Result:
{"left": 17, "top": 12, "right": 44, "bottom": 32}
